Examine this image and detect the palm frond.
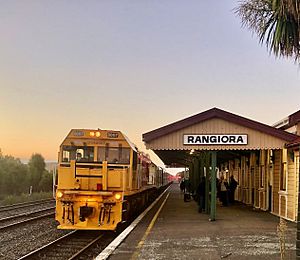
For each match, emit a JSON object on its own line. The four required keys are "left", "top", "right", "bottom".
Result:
{"left": 235, "top": 0, "right": 300, "bottom": 63}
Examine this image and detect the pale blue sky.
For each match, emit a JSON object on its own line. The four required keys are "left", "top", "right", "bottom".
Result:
{"left": 0, "top": 1, "right": 299, "bottom": 165}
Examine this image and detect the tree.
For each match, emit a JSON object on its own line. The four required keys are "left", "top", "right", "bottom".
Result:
{"left": 38, "top": 170, "right": 53, "bottom": 192}
{"left": 28, "top": 154, "right": 46, "bottom": 192}
{"left": 235, "top": 0, "right": 300, "bottom": 63}
{"left": 0, "top": 152, "right": 29, "bottom": 196}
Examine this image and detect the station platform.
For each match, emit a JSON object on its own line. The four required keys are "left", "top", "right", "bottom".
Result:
{"left": 109, "top": 184, "right": 296, "bottom": 260}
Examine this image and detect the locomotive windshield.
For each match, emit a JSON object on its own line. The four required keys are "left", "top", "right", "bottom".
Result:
{"left": 62, "top": 146, "right": 94, "bottom": 162}
{"left": 97, "top": 146, "right": 130, "bottom": 164}
{"left": 61, "top": 145, "right": 130, "bottom": 164}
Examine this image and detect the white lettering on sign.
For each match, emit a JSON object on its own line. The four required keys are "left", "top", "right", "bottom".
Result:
{"left": 183, "top": 134, "right": 248, "bottom": 145}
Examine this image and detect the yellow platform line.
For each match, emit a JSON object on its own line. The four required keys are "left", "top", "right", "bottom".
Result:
{"left": 131, "top": 192, "right": 170, "bottom": 260}
{"left": 95, "top": 185, "right": 171, "bottom": 260}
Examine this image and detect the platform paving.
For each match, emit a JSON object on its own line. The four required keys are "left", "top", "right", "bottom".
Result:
{"left": 110, "top": 184, "right": 296, "bottom": 260}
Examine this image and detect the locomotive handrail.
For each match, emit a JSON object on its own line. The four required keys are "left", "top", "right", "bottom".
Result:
{"left": 60, "top": 162, "right": 130, "bottom": 168}
{"left": 75, "top": 162, "right": 129, "bottom": 168}
{"left": 64, "top": 190, "right": 113, "bottom": 196}
{"left": 73, "top": 161, "right": 129, "bottom": 183}
{"left": 107, "top": 164, "right": 130, "bottom": 168}
{"left": 71, "top": 160, "right": 107, "bottom": 184}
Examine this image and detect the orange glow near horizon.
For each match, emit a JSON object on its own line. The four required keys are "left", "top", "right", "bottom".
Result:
{"left": 0, "top": 128, "right": 155, "bottom": 163}
{"left": 1, "top": 1, "right": 299, "bottom": 165}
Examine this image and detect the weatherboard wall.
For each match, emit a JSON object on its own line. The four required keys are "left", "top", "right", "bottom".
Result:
{"left": 218, "top": 149, "right": 298, "bottom": 221}
{"left": 145, "top": 118, "right": 287, "bottom": 150}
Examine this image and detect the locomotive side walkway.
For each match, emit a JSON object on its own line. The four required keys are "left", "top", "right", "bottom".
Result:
{"left": 109, "top": 184, "right": 296, "bottom": 260}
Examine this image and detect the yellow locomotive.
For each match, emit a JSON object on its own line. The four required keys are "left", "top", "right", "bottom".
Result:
{"left": 55, "top": 129, "right": 169, "bottom": 230}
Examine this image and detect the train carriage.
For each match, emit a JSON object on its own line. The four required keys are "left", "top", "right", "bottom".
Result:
{"left": 55, "top": 129, "right": 169, "bottom": 230}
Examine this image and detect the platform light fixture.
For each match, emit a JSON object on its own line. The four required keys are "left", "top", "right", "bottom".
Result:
{"left": 190, "top": 149, "right": 195, "bottom": 155}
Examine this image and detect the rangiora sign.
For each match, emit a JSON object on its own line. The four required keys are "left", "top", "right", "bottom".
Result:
{"left": 183, "top": 134, "right": 248, "bottom": 145}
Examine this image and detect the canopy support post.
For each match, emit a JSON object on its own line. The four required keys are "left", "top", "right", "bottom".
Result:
{"left": 210, "top": 151, "right": 217, "bottom": 221}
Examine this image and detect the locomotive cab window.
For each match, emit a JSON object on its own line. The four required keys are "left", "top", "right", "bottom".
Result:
{"left": 119, "top": 148, "right": 130, "bottom": 164}
{"left": 97, "top": 146, "right": 130, "bottom": 164}
{"left": 76, "top": 147, "right": 94, "bottom": 162}
{"left": 107, "top": 147, "right": 119, "bottom": 163}
{"left": 62, "top": 146, "right": 94, "bottom": 162}
{"left": 62, "top": 146, "right": 76, "bottom": 162}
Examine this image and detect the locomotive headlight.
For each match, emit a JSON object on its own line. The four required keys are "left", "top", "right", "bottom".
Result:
{"left": 57, "top": 191, "right": 63, "bottom": 198}
{"left": 96, "top": 131, "right": 101, "bottom": 137}
{"left": 89, "top": 131, "right": 95, "bottom": 137}
{"left": 114, "top": 193, "right": 122, "bottom": 200}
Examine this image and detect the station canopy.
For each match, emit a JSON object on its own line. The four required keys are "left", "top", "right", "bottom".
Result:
{"left": 142, "top": 108, "right": 298, "bottom": 167}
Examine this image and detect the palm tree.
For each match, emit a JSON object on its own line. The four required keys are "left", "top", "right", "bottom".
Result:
{"left": 235, "top": 0, "right": 300, "bottom": 63}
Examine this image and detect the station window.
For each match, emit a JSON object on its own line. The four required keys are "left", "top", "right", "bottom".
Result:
{"left": 133, "top": 151, "right": 137, "bottom": 170}
{"left": 280, "top": 150, "right": 287, "bottom": 191}
{"left": 241, "top": 169, "right": 244, "bottom": 186}
{"left": 250, "top": 167, "right": 254, "bottom": 188}
{"left": 280, "top": 162, "right": 287, "bottom": 191}
{"left": 61, "top": 146, "right": 94, "bottom": 162}
{"left": 97, "top": 145, "right": 130, "bottom": 164}
{"left": 269, "top": 150, "right": 274, "bottom": 164}
{"left": 260, "top": 165, "right": 265, "bottom": 188}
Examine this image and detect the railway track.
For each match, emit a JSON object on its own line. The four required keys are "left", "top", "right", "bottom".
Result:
{"left": 19, "top": 230, "right": 105, "bottom": 260}
{"left": 0, "top": 198, "right": 55, "bottom": 213}
{"left": 0, "top": 207, "right": 55, "bottom": 230}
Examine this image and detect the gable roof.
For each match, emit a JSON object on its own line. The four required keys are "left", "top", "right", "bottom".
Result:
{"left": 273, "top": 109, "right": 300, "bottom": 130}
{"left": 286, "top": 137, "right": 300, "bottom": 148}
{"left": 143, "top": 107, "right": 298, "bottom": 143}
{"left": 282, "top": 110, "right": 300, "bottom": 130}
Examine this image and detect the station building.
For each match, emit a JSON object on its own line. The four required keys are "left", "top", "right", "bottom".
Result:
{"left": 143, "top": 108, "right": 300, "bottom": 222}
{"left": 273, "top": 109, "right": 300, "bottom": 135}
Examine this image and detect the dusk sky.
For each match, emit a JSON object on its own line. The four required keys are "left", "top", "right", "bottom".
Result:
{"left": 1, "top": 1, "right": 299, "bottom": 167}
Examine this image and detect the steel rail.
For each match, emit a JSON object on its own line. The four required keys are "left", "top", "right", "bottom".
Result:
{"left": 0, "top": 211, "right": 55, "bottom": 230}
{"left": 18, "top": 231, "right": 77, "bottom": 260}
{"left": 18, "top": 230, "right": 104, "bottom": 260}
{"left": 68, "top": 233, "right": 104, "bottom": 260}
{"left": 0, "top": 199, "right": 55, "bottom": 212}
{"left": 0, "top": 206, "right": 55, "bottom": 222}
